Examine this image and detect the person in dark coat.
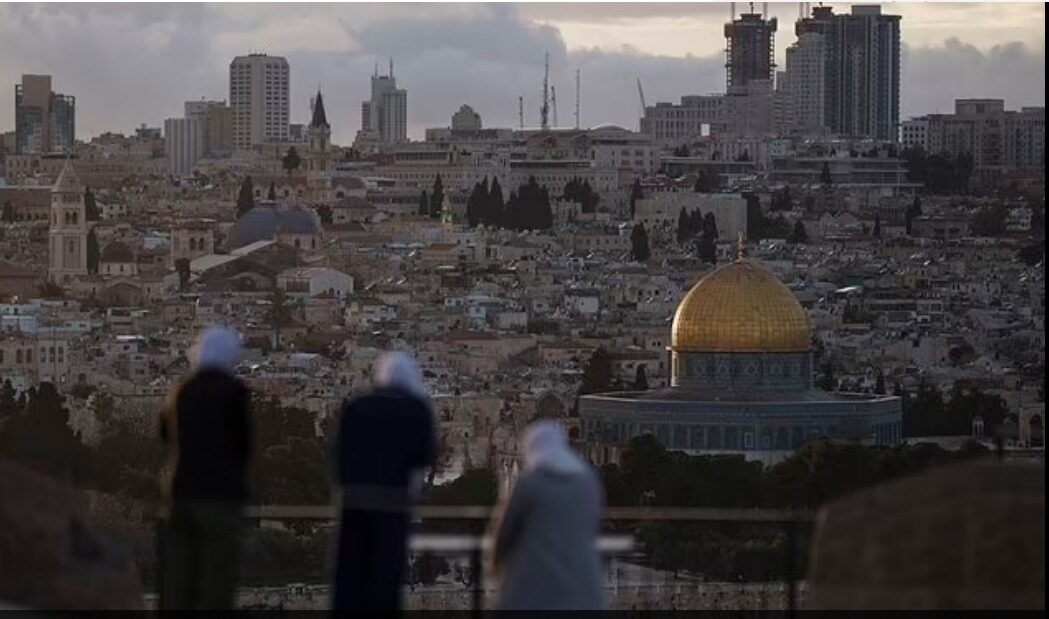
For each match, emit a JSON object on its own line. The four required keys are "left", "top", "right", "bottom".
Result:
{"left": 491, "top": 420, "right": 606, "bottom": 610}
{"left": 159, "top": 326, "right": 251, "bottom": 610}
{"left": 332, "top": 351, "right": 437, "bottom": 611}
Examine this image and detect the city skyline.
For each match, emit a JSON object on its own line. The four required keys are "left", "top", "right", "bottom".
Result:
{"left": 0, "top": 2, "right": 1044, "bottom": 143}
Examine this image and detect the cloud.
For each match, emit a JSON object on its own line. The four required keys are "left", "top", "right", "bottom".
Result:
{"left": 0, "top": 3, "right": 1043, "bottom": 143}
{"left": 902, "top": 38, "right": 1045, "bottom": 116}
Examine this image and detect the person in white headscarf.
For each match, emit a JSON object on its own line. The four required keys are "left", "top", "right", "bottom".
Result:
{"left": 160, "top": 325, "right": 251, "bottom": 610}
{"left": 192, "top": 325, "right": 242, "bottom": 371}
{"left": 332, "top": 351, "right": 437, "bottom": 611}
{"left": 490, "top": 419, "right": 607, "bottom": 610}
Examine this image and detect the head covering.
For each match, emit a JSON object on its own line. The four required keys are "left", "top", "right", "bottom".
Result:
{"left": 374, "top": 351, "right": 427, "bottom": 400}
{"left": 523, "top": 420, "right": 589, "bottom": 477}
{"left": 192, "top": 325, "right": 241, "bottom": 371}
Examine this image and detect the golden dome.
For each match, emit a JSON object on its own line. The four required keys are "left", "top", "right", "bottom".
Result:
{"left": 672, "top": 260, "right": 810, "bottom": 353}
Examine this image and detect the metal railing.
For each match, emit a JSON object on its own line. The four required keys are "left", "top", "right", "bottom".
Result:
{"left": 229, "top": 504, "right": 815, "bottom": 613}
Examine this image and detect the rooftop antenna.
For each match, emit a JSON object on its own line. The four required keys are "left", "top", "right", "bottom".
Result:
{"left": 574, "top": 68, "right": 581, "bottom": 129}
{"left": 374, "top": 63, "right": 379, "bottom": 78}
{"left": 518, "top": 95, "right": 524, "bottom": 129}
{"left": 551, "top": 85, "right": 558, "bottom": 128}
{"left": 540, "top": 51, "right": 550, "bottom": 131}
{"left": 389, "top": 57, "right": 394, "bottom": 78}
{"left": 636, "top": 77, "right": 646, "bottom": 131}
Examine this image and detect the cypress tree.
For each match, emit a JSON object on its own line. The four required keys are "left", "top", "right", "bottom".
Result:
{"left": 488, "top": 177, "right": 504, "bottom": 227}
{"left": 236, "top": 176, "right": 255, "bottom": 218}
{"left": 676, "top": 208, "right": 689, "bottom": 245}
{"left": 630, "top": 223, "right": 651, "bottom": 262}
{"left": 702, "top": 212, "right": 718, "bottom": 240}
{"left": 418, "top": 190, "right": 429, "bottom": 216}
{"left": 429, "top": 174, "right": 445, "bottom": 219}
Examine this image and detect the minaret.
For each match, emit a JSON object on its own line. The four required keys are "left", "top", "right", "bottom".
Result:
{"left": 49, "top": 159, "right": 88, "bottom": 282}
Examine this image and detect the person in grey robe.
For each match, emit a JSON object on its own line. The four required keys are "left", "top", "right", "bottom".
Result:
{"left": 490, "top": 419, "right": 607, "bottom": 610}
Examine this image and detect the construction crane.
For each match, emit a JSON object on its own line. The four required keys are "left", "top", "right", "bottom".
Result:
{"left": 636, "top": 77, "right": 647, "bottom": 115}
{"left": 551, "top": 86, "right": 558, "bottom": 128}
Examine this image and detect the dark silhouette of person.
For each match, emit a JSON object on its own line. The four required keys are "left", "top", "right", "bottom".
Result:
{"left": 332, "top": 351, "right": 437, "bottom": 611}
{"left": 159, "top": 326, "right": 250, "bottom": 610}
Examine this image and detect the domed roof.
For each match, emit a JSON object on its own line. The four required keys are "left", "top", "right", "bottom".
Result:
{"left": 229, "top": 205, "right": 319, "bottom": 249}
{"left": 100, "top": 240, "right": 134, "bottom": 263}
{"left": 672, "top": 259, "right": 810, "bottom": 353}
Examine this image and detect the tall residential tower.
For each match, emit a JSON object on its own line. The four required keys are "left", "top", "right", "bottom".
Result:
{"left": 796, "top": 5, "right": 901, "bottom": 141}
{"left": 229, "top": 54, "right": 290, "bottom": 150}
{"left": 361, "top": 60, "right": 407, "bottom": 144}
{"left": 15, "top": 74, "right": 75, "bottom": 154}
{"left": 724, "top": 9, "right": 777, "bottom": 92}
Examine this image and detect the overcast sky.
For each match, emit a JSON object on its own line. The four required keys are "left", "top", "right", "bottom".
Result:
{"left": 0, "top": 2, "right": 1044, "bottom": 142}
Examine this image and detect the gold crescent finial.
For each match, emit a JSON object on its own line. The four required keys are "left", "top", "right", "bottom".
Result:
{"left": 737, "top": 232, "right": 746, "bottom": 261}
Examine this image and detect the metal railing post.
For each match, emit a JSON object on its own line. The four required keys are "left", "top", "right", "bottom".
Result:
{"left": 786, "top": 518, "right": 797, "bottom": 618}
{"left": 471, "top": 543, "right": 483, "bottom": 617}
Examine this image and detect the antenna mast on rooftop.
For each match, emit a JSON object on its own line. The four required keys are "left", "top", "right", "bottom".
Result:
{"left": 518, "top": 96, "right": 524, "bottom": 129}
{"left": 552, "top": 86, "right": 558, "bottom": 128}
{"left": 574, "top": 68, "right": 581, "bottom": 129}
{"left": 540, "top": 51, "right": 550, "bottom": 131}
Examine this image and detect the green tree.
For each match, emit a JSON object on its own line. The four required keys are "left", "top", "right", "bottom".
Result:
{"left": 820, "top": 161, "right": 832, "bottom": 185}
{"left": 488, "top": 177, "right": 505, "bottom": 224}
{"left": 874, "top": 371, "right": 886, "bottom": 395}
{"left": 86, "top": 227, "right": 100, "bottom": 274}
{"left": 466, "top": 181, "right": 484, "bottom": 227}
{"left": 0, "top": 382, "right": 88, "bottom": 482}
{"left": 676, "top": 208, "right": 690, "bottom": 245}
{"left": 771, "top": 186, "right": 794, "bottom": 211}
{"left": 697, "top": 233, "right": 717, "bottom": 265}
{"left": 425, "top": 468, "right": 498, "bottom": 505}
{"left": 174, "top": 258, "right": 191, "bottom": 291}
{"left": 580, "top": 348, "right": 614, "bottom": 395}
{"left": 267, "top": 181, "right": 277, "bottom": 201}
{"left": 0, "top": 200, "right": 15, "bottom": 222}
{"left": 629, "top": 178, "right": 644, "bottom": 218}
{"left": 282, "top": 147, "right": 302, "bottom": 174}
{"left": 693, "top": 169, "right": 718, "bottom": 193}
{"left": 37, "top": 280, "right": 65, "bottom": 299}
{"left": 790, "top": 220, "right": 809, "bottom": 244}
{"left": 84, "top": 188, "right": 100, "bottom": 222}
{"left": 633, "top": 365, "right": 649, "bottom": 391}
{"left": 0, "top": 380, "right": 18, "bottom": 425}
{"left": 630, "top": 223, "right": 651, "bottom": 262}
{"left": 1018, "top": 243, "right": 1044, "bottom": 266}
{"left": 418, "top": 190, "right": 429, "bottom": 217}
{"left": 315, "top": 204, "right": 333, "bottom": 226}
{"left": 970, "top": 204, "right": 1008, "bottom": 237}
{"left": 873, "top": 213, "right": 882, "bottom": 238}
{"left": 236, "top": 176, "right": 255, "bottom": 218}
{"left": 268, "top": 287, "right": 294, "bottom": 351}
{"left": 429, "top": 174, "right": 445, "bottom": 219}
{"left": 816, "top": 360, "right": 835, "bottom": 391}
{"left": 702, "top": 212, "right": 718, "bottom": 240}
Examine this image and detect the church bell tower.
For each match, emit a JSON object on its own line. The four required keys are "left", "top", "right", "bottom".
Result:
{"left": 48, "top": 159, "right": 89, "bottom": 282}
